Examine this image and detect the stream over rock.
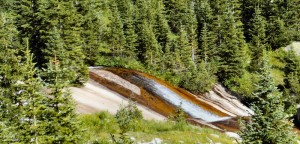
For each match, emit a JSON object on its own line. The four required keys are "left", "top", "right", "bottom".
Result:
{"left": 88, "top": 67, "right": 253, "bottom": 132}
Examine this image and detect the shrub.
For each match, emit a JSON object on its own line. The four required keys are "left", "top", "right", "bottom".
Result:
{"left": 168, "top": 105, "right": 190, "bottom": 131}
{"left": 112, "top": 102, "right": 143, "bottom": 144}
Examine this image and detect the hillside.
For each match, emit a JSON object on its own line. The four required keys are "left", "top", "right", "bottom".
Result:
{"left": 72, "top": 68, "right": 252, "bottom": 132}
{"left": 0, "top": 0, "right": 299, "bottom": 143}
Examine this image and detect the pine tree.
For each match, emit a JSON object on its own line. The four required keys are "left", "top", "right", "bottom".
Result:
{"left": 120, "top": 0, "right": 138, "bottom": 59}
{"left": 0, "top": 40, "right": 48, "bottom": 143}
{"left": 134, "top": 0, "right": 163, "bottom": 68}
{"left": 196, "top": 0, "right": 218, "bottom": 64}
{"left": 79, "top": 0, "right": 109, "bottom": 65}
{"left": 281, "top": 0, "right": 300, "bottom": 41}
{"left": 240, "top": 55, "right": 297, "bottom": 144}
{"left": 181, "top": 61, "right": 217, "bottom": 94}
{"left": 241, "top": 0, "right": 298, "bottom": 49}
{"left": 0, "top": 11, "right": 24, "bottom": 142}
{"left": 153, "top": 0, "right": 170, "bottom": 52}
{"left": 163, "top": 0, "right": 192, "bottom": 33}
{"left": 140, "top": 21, "right": 162, "bottom": 68}
{"left": 199, "top": 22, "right": 218, "bottom": 64}
{"left": 240, "top": 0, "right": 262, "bottom": 41}
{"left": 249, "top": 7, "right": 267, "bottom": 71}
{"left": 39, "top": 57, "right": 81, "bottom": 143}
{"left": 15, "top": 0, "right": 43, "bottom": 62}
{"left": 15, "top": 0, "right": 88, "bottom": 85}
{"left": 283, "top": 50, "right": 300, "bottom": 103}
{"left": 176, "top": 26, "right": 194, "bottom": 71}
{"left": 0, "top": 0, "right": 14, "bottom": 12}
{"left": 184, "top": 1, "right": 198, "bottom": 63}
{"left": 263, "top": 0, "right": 290, "bottom": 49}
{"left": 215, "top": 0, "right": 248, "bottom": 87}
{"left": 14, "top": 46, "right": 48, "bottom": 143}
{"left": 54, "top": 1, "right": 88, "bottom": 85}
{"left": 108, "top": 0, "right": 126, "bottom": 58}
{"left": 153, "top": 1, "right": 174, "bottom": 73}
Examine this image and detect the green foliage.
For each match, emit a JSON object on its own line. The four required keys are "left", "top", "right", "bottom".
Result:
{"left": 283, "top": 51, "right": 300, "bottom": 95}
{"left": 240, "top": 55, "right": 297, "bottom": 144}
{"left": 0, "top": 43, "right": 48, "bottom": 143}
{"left": 115, "top": 102, "right": 143, "bottom": 133}
{"left": 4, "top": 0, "right": 298, "bottom": 95}
{"left": 0, "top": 12, "right": 24, "bottom": 141}
{"left": 230, "top": 71, "right": 258, "bottom": 98}
{"left": 97, "top": 56, "right": 145, "bottom": 70}
{"left": 112, "top": 102, "right": 143, "bottom": 144}
{"left": 39, "top": 60, "right": 81, "bottom": 143}
{"left": 79, "top": 0, "right": 110, "bottom": 66}
{"left": 0, "top": 0, "right": 299, "bottom": 142}
{"left": 249, "top": 7, "right": 267, "bottom": 72}
{"left": 181, "top": 61, "right": 217, "bottom": 94}
{"left": 168, "top": 105, "right": 190, "bottom": 131}
{"left": 15, "top": 0, "right": 88, "bottom": 85}
{"left": 78, "top": 112, "right": 234, "bottom": 143}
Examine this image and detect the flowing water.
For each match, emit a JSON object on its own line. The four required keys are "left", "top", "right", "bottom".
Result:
{"left": 129, "top": 74, "right": 231, "bottom": 122}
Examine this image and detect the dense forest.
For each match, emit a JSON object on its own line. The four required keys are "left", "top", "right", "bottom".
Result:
{"left": 0, "top": 0, "right": 300, "bottom": 143}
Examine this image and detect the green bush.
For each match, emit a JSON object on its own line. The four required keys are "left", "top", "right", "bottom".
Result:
{"left": 168, "top": 106, "right": 191, "bottom": 131}
{"left": 229, "top": 71, "right": 258, "bottom": 98}
{"left": 115, "top": 102, "right": 143, "bottom": 133}
{"left": 180, "top": 61, "right": 217, "bottom": 94}
{"left": 112, "top": 102, "right": 143, "bottom": 144}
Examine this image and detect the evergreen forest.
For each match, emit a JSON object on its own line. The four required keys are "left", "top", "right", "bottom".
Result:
{"left": 0, "top": 0, "right": 300, "bottom": 143}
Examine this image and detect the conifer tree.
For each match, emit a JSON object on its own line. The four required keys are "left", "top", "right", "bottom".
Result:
{"left": 108, "top": 0, "right": 126, "bottom": 57}
{"left": 140, "top": 21, "right": 162, "bottom": 68}
{"left": 187, "top": 1, "right": 198, "bottom": 63}
{"left": 176, "top": 26, "right": 194, "bottom": 71}
{"left": 0, "top": 40, "right": 48, "bottom": 143}
{"left": 163, "top": 0, "right": 197, "bottom": 63}
{"left": 14, "top": 46, "right": 47, "bottom": 143}
{"left": 196, "top": 0, "right": 216, "bottom": 62}
{"left": 79, "top": 0, "right": 109, "bottom": 65}
{"left": 209, "top": 0, "right": 226, "bottom": 47}
{"left": 15, "top": 0, "right": 88, "bottom": 85}
{"left": 153, "top": 0, "right": 171, "bottom": 53}
{"left": 240, "top": 0, "right": 262, "bottom": 41}
{"left": 163, "top": 0, "right": 191, "bottom": 33}
{"left": 0, "top": 0, "right": 14, "bottom": 12}
{"left": 119, "top": 0, "right": 138, "bottom": 59}
{"left": 0, "top": 11, "right": 24, "bottom": 142}
{"left": 134, "top": 0, "right": 162, "bottom": 68}
{"left": 215, "top": 0, "right": 248, "bottom": 87}
{"left": 152, "top": 1, "right": 174, "bottom": 72}
{"left": 240, "top": 55, "right": 297, "bottom": 144}
{"left": 53, "top": 1, "right": 88, "bottom": 85}
{"left": 249, "top": 7, "right": 267, "bottom": 71}
{"left": 181, "top": 61, "right": 217, "bottom": 94}
{"left": 199, "top": 22, "right": 218, "bottom": 64}
{"left": 263, "top": 0, "right": 290, "bottom": 49}
{"left": 40, "top": 57, "right": 81, "bottom": 143}
{"left": 283, "top": 51, "right": 300, "bottom": 103}
{"left": 241, "top": 0, "right": 298, "bottom": 49}
{"left": 281, "top": 0, "right": 300, "bottom": 41}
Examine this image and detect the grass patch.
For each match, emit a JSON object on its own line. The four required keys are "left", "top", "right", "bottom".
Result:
{"left": 78, "top": 112, "right": 234, "bottom": 143}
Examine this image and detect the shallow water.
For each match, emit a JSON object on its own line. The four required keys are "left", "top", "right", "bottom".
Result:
{"left": 129, "top": 74, "right": 229, "bottom": 122}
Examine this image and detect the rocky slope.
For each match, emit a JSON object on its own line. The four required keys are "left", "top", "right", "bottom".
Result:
{"left": 72, "top": 67, "right": 253, "bottom": 132}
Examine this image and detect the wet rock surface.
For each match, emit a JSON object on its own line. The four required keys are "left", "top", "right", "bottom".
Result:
{"left": 79, "top": 67, "right": 252, "bottom": 132}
